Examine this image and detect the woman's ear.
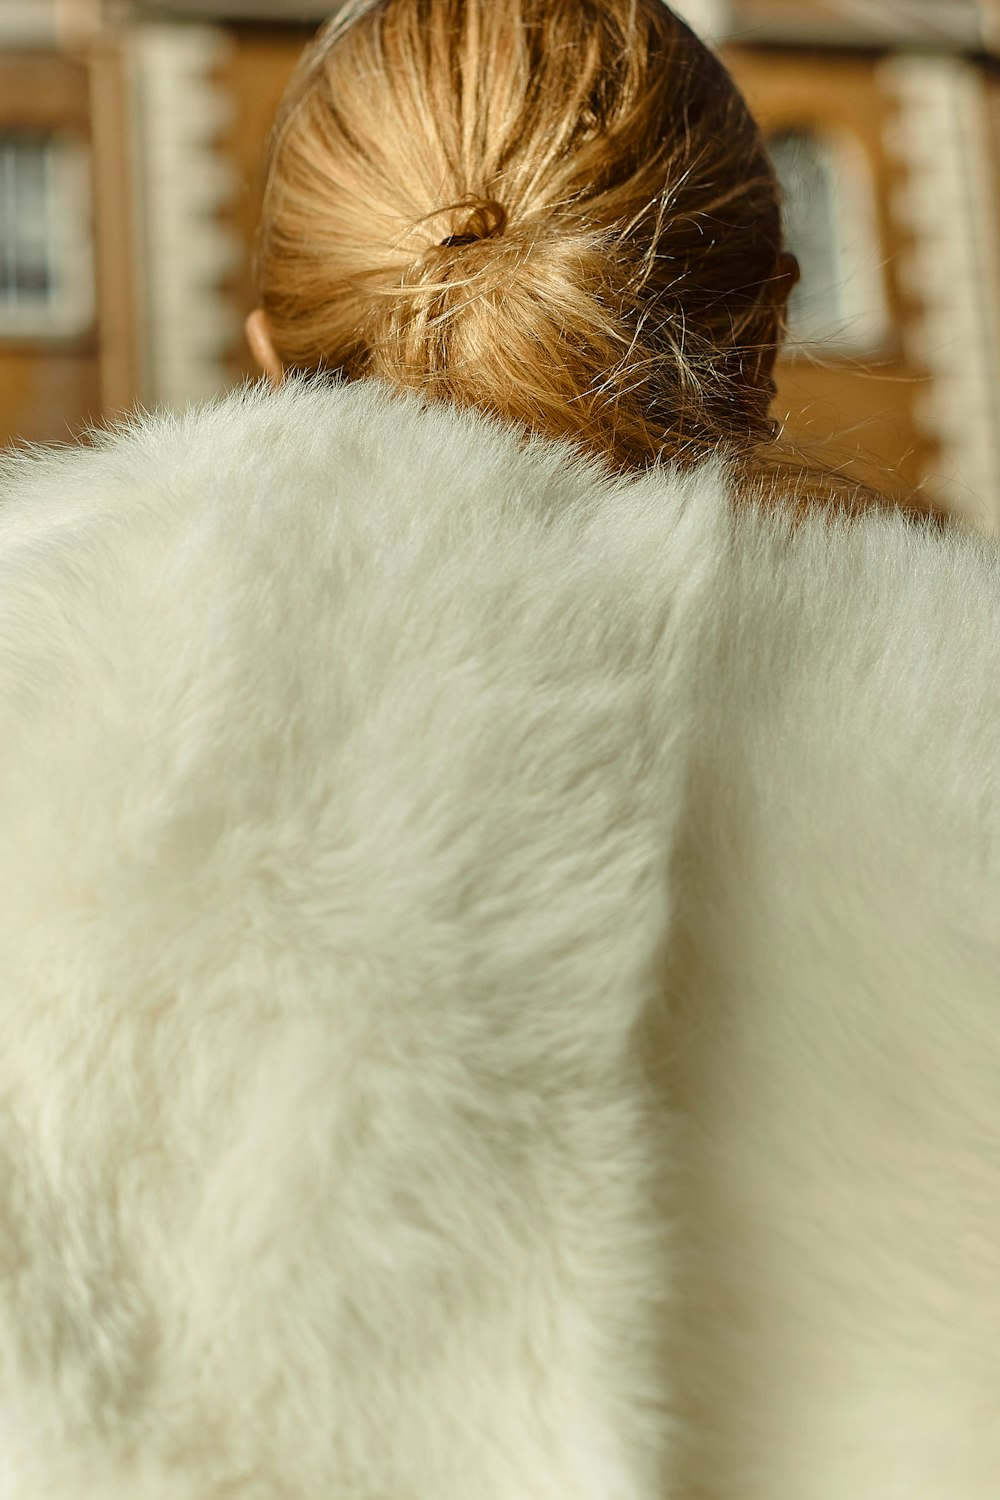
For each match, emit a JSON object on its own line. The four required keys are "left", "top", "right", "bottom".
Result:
{"left": 245, "top": 308, "right": 283, "bottom": 386}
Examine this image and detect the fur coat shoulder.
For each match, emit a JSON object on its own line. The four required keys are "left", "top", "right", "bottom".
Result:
{"left": 0, "top": 377, "right": 998, "bottom": 1500}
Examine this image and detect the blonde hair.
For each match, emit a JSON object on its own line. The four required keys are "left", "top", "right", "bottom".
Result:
{"left": 257, "top": 0, "right": 789, "bottom": 471}
{"left": 256, "top": 0, "right": 941, "bottom": 519}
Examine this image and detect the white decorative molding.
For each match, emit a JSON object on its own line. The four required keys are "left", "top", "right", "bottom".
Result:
{"left": 127, "top": 22, "right": 240, "bottom": 407}
{"left": 133, "top": 0, "right": 329, "bottom": 15}
{"left": 0, "top": 1, "right": 103, "bottom": 55}
{"left": 727, "top": 0, "right": 986, "bottom": 51}
{"left": 806, "top": 0, "right": 983, "bottom": 48}
{"left": 0, "top": 0, "right": 57, "bottom": 46}
{"left": 669, "top": 0, "right": 731, "bottom": 44}
{"left": 120, "top": 0, "right": 992, "bottom": 51}
{"left": 881, "top": 55, "right": 1000, "bottom": 531}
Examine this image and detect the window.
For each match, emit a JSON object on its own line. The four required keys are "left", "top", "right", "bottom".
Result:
{"left": 0, "top": 131, "right": 94, "bottom": 339}
{"left": 768, "top": 127, "right": 889, "bottom": 354}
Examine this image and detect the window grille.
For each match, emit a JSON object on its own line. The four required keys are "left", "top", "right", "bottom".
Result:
{"left": 0, "top": 131, "right": 94, "bottom": 339}
{"left": 768, "top": 127, "right": 889, "bottom": 354}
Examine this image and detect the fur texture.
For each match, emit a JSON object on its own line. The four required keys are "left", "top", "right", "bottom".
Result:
{"left": 0, "top": 378, "right": 997, "bottom": 1498}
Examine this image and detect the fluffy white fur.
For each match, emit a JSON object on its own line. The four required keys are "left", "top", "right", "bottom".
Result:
{"left": 0, "top": 378, "right": 997, "bottom": 1499}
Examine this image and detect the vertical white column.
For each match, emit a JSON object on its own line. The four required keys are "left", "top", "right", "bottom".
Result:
{"left": 128, "top": 22, "right": 240, "bottom": 408}
{"left": 881, "top": 54, "right": 1000, "bottom": 532}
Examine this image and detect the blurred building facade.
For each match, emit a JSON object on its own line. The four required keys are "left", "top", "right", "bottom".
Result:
{"left": 2, "top": 0, "right": 999, "bottom": 526}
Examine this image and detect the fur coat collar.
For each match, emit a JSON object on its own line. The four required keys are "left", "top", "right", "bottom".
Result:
{"left": 0, "top": 378, "right": 998, "bottom": 1499}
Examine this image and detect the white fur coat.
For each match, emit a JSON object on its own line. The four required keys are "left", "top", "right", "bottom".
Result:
{"left": 0, "top": 378, "right": 998, "bottom": 1499}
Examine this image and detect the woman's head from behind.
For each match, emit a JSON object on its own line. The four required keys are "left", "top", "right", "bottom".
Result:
{"left": 251, "top": 0, "right": 795, "bottom": 471}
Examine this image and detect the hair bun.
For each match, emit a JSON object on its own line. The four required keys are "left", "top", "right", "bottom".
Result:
{"left": 439, "top": 199, "right": 507, "bottom": 249}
